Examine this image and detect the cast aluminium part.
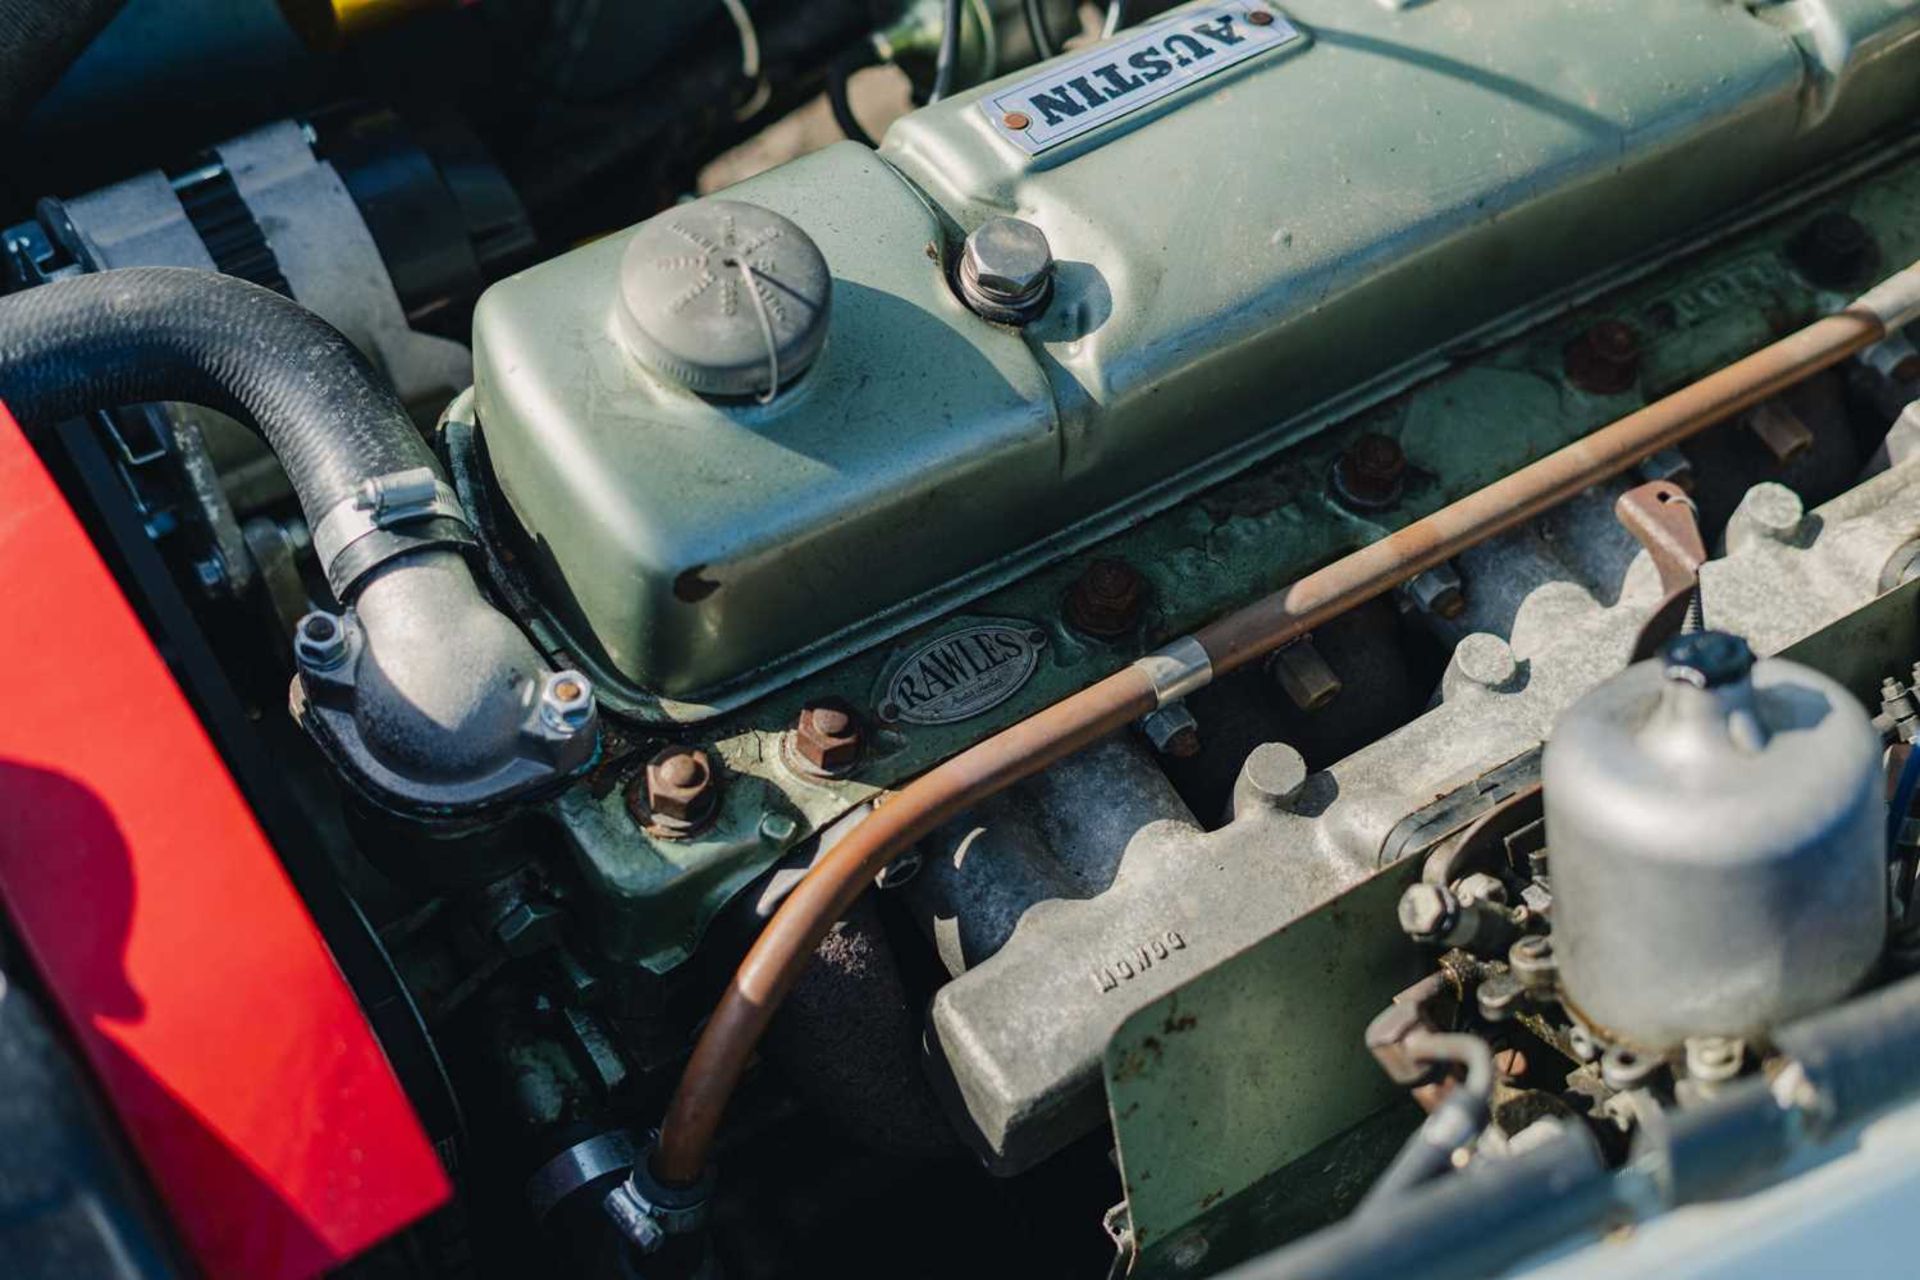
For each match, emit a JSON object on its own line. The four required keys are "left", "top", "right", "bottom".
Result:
{"left": 956, "top": 215, "right": 1054, "bottom": 324}
{"left": 649, "top": 269, "right": 1920, "bottom": 1185}
{"left": 616, "top": 199, "right": 830, "bottom": 399}
{"left": 1544, "top": 638, "right": 1886, "bottom": 1051}
{"left": 294, "top": 552, "right": 601, "bottom": 816}
{"left": 901, "top": 458, "right": 1920, "bottom": 1178}
{"left": 474, "top": 1, "right": 1920, "bottom": 714}
{"left": 0, "top": 267, "right": 594, "bottom": 819}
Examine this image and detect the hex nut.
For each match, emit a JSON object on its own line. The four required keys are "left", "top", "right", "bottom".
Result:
{"left": 1138, "top": 702, "right": 1200, "bottom": 758}
{"left": 789, "top": 699, "right": 864, "bottom": 776}
{"left": 1402, "top": 563, "right": 1465, "bottom": 619}
{"left": 1785, "top": 210, "right": 1879, "bottom": 290}
{"left": 1636, "top": 447, "right": 1695, "bottom": 492}
{"left": 539, "top": 670, "right": 596, "bottom": 734}
{"left": 1661, "top": 630, "right": 1755, "bottom": 690}
{"left": 1331, "top": 434, "right": 1407, "bottom": 511}
{"left": 1508, "top": 933, "right": 1558, "bottom": 993}
{"left": 958, "top": 216, "right": 1054, "bottom": 324}
{"left": 1066, "top": 558, "right": 1146, "bottom": 638}
{"left": 1397, "top": 882, "right": 1458, "bottom": 943}
{"left": 631, "top": 747, "right": 721, "bottom": 837}
{"left": 294, "top": 610, "right": 349, "bottom": 671}
{"left": 1563, "top": 320, "right": 1642, "bottom": 395}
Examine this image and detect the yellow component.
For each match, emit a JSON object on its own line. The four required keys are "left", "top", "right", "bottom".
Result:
{"left": 279, "top": 0, "right": 456, "bottom": 48}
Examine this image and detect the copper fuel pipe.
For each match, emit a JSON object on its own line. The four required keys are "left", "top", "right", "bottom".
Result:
{"left": 649, "top": 258, "right": 1920, "bottom": 1187}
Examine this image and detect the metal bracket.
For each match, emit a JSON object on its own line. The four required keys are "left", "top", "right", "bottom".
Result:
{"left": 1615, "top": 479, "right": 1708, "bottom": 661}
{"left": 1132, "top": 635, "right": 1213, "bottom": 707}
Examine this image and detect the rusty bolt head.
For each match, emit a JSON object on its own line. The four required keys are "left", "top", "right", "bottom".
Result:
{"left": 790, "top": 699, "right": 864, "bottom": 776}
{"left": 631, "top": 746, "right": 720, "bottom": 836}
{"left": 1563, "top": 320, "right": 1642, "bottom": 396}
{"left": 1331, "top": 433, "right": 1407, "bottom": 512}
{"left": 1066, "top": 557, "right": 1146, "bottom": 638}
{"left": 1247, "top": 8, "right": 1275, "bottom": 24}
{"left": 1002, "top": 110, "right": 1031, "bottom": 130}
{"left": 1786, "top": 210, "right": 1879, "bottom": 290}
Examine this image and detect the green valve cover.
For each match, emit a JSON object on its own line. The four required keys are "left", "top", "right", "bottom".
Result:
{"left": 471, "top": 0, "right": 1920, "bottom": 719}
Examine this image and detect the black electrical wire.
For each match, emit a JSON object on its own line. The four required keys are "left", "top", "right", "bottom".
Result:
{"left": 1024, "top": 0, "right": 1058, "bottom": 61}
{"left": 928, "top": 0, "right": 965, "bottom": 103}
{"left": 829, "top": 50, "right": 879, "bottom": 146}
{"left": 1357, "top": 1032, "right": 1495, "bottom": 1213}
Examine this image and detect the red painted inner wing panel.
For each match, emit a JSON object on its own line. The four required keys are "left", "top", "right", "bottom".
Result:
{"left": 0, "top": 404, "right": 449, "bottom": 1279}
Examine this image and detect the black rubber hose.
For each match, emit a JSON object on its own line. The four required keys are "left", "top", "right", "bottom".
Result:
{"left": 829, "top": 50, "right": 879, "bottom": 146}
{"left": 0, "top": 0, "right": 127, "bottom": 130}
{"left": 0, "top": 266, "right": 445, "bottom": 591}
{"left": 1358, "top": 1032, "right": 1495, "bottom": 1212}
{"left": 1024, "top": 0, "right": 1059, "bottom": 60}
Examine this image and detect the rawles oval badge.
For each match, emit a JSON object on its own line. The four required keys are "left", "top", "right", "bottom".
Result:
{"left": 877, "top": 620, "right": 1046, "bottom": 726}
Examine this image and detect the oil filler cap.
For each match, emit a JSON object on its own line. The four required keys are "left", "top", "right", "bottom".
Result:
{"left": 617, "top": 199, "right": 831, "bottom": 399}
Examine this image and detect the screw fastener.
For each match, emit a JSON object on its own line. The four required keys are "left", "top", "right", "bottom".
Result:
{"left": 1331, "top": 434, "right": 1407, "bottom": 512}
{"left": 539, "top": 670, "right": 596, "bottom": 734}
{"left": 1563, "top": 320, "right": 1642, "bottom": 395}
{"left": 1397, "top": 882, "right": 1459, "bottom": 943}
{"left": 1138, "top": 701, "right": 1200, "bottom": 758}
{"left": 1066, "top": 558, "right": 1146, "bottom": 638}
{"left": 629, "top": 747, "right": 722, "bottom": 838}
{"left": 294, "top": 610, "right": 350, "bottom": 671}
{"left": 957, "top": 216, "right": 1054, "bottom": 325}
{"left": 787, "top": 699, "right": 865, "bottom": 777}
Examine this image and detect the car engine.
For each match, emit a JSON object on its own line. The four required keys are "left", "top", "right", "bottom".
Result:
{"left": 4, "top": 1, "right": 1920, "bottom": 1277}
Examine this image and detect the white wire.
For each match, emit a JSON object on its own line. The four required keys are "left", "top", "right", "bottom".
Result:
{"left": 736, "top": 259, "right": 781, "bottom": 405}
{"left": 717, "top": 0, "right": 761, "bottom": 79}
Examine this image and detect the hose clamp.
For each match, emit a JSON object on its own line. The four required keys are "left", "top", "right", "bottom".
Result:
{"left": 525, "top": 1130, "right": 637, "bottom": 1223}
{"left": 311, "top": 466, "right": 473, "bottom": 586}
{"left": 599, "top": 1138, "right": 714, "bottom": 1252}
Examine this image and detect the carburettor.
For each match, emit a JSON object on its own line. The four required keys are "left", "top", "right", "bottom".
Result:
{"left": 1543, "top": 633, "right": 1887, "bottom": 1051}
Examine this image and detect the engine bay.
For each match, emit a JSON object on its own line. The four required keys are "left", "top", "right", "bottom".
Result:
{"left": 4, "top": 2, "right": 1920, "bottom": 1277}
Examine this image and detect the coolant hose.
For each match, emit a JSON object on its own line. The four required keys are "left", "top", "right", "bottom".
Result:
{"left": 0, "top": 0, "right": 127, "bottom": 130}
{"left": 0, "top": 267, "right": 467, "bottom": 594}
{"left": 0, "top": 267, "right": 595, "bottom": 815}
